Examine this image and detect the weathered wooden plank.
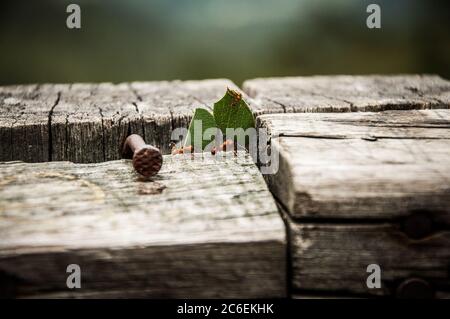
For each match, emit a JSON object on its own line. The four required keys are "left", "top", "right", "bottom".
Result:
{"left": 1, "top": 79, "right": 245, "bottom": 163}
{"left": 0, "top": 153, "right": 286, "bottom": 298}
{"left": 3, "top": 75, "right": 450, "bottom": 163}
{"left": 50, "top": 83, "right": 124, "bottom": 163}
{"left": 244, "top": 75, "right": 450, "bottom": 113}
{"left": 0, "top": 84, "right": 62, "bottom": 162}
{"left": 260, "top": 109, "right": 450, "bottom": 138}
{"left": 51, "top": 82, "right": 159, "bottom": 162}
{"left": 52, "top": 79, "right": 242, "bottom": 162}
{"left": 286, "top": 217, "right": 450, "bottom": 297}
{"left": 258, "top": 110, "right": 450, "bottom": 221}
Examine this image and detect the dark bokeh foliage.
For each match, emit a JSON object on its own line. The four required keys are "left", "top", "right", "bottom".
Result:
{"left": 0, "top": 0, "right": 449, "bottom": 85}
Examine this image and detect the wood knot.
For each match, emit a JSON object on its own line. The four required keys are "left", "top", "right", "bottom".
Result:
{"left": 402, "top": 212, "right": 433, "bottom": 240}
{"left": 396, "top": 278, "right": 434, "bottom": 299}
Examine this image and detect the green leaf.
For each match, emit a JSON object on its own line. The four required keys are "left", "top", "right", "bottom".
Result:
{"left": 184, "top": 108, "right": 217, "bottom": 150}
{"left": 182, "top": 89, "right": 255, "bottom": 153}
{"left": 213, "top": 88, "right": 255, "bottom": 140}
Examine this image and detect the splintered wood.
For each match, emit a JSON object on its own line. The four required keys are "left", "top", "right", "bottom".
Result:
{"left": 258, "top": 110, "right": 450, "bottom": 220}
{"left": 244, "top": 75, "right": 450, "bottom": 113}
{"left": 2, "top": 75, "right": 449, "bottom": 163}
{"left": 257, "top": 109, "right": 450, "bottom": 297}
{"left": 0, "top": 153, "right": 286, "bottom": 298}
{"left": 0, "top": 79, "right": 241, "bottom": 162}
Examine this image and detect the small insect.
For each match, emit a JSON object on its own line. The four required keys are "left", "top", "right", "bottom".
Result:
{"left": 211, "top": 140, "right": 235, "bottom": 155}
{"left": 171, "top": 145, "right": 193, "bottom": 155}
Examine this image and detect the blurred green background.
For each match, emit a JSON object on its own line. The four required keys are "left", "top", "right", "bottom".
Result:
{"left": 0, "top": 0, "right": 449, "bottom": 85}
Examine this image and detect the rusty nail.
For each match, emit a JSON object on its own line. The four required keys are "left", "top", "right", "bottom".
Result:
{"left": 122, "top": 134, "right": 163, "bottom": 177}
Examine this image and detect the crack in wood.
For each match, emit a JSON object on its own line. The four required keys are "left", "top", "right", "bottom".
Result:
{"left": 47, "top": 91, "right": 61, "bottom": 161}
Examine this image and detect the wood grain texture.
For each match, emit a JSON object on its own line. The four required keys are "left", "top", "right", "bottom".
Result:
{"left": 0, "top": 84, "right": 63, "bottom": 162}
{"left": 50, "top": 83, "right": 137, "bottom": 163}
{"left": 0, "top": 152, "right": 286, "bottom": 298}
{"left": 258, "top": 110, "right": 450, "bottom": 221}
{"left": 285, "top": 216, "right": 450, "bottom": 297}
{"left": 0, "top": 79, "right": 243, "bottom": 163}
{"left": 4, "top": 75, "right": 448, "bottom": 163}
{"left": 244, "top": 75, "right": 450, "bottom": 113}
